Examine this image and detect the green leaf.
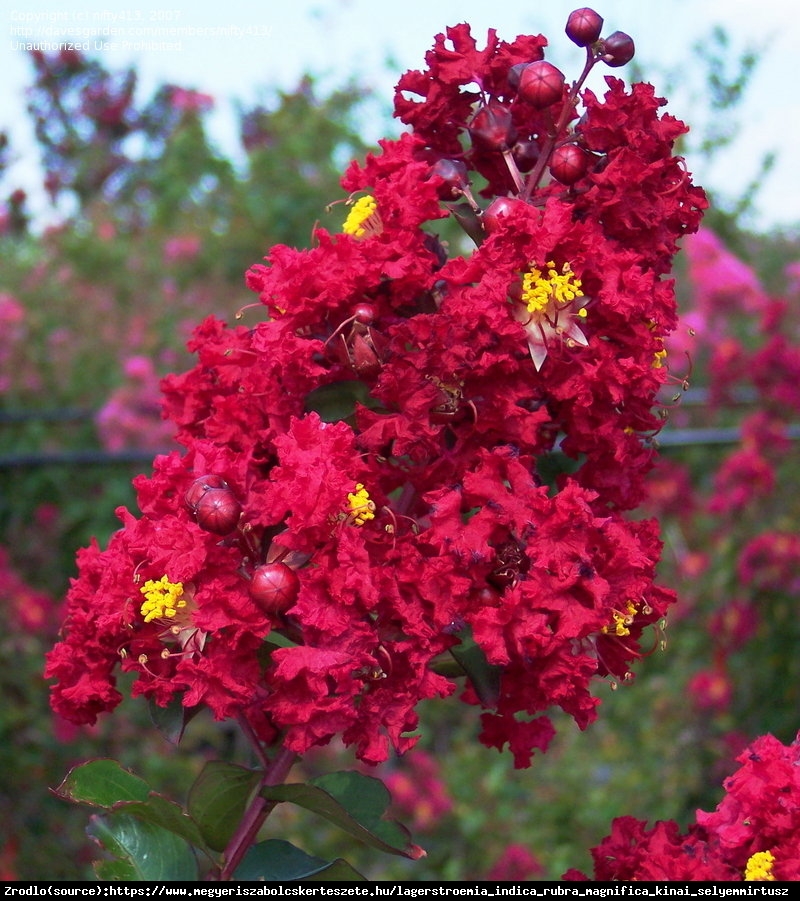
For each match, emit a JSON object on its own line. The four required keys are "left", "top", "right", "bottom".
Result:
{"left": 87, "top": 812, "right": 198, "bottom": 881}
{"left": 535, "top": 449, "right": 584, "bottom": 494}
{"left": 261, "top": 772, "right": 424, "bottom": 859}
{"left": 117, "top": 794, "right": 208, "bottom": 851}
{"left": 447, "top": 202, "right": 485, "bottom": 247}
{"left": 304, "top": 381, "right": 378, "bottom": 423}
{"left": 148, "top": 696, "right": 200, "bottom": 744}
{"left": 450, "top": 634, "right": 502, "bottom": 708}
{"left": 234, "top": 839, "right": 366, "bottom": 881}
{"left": 55, "top": 759, "right": 151, "bottom": 808}
{"left": 187, "top": 761, "right": 261, "bottom": 853}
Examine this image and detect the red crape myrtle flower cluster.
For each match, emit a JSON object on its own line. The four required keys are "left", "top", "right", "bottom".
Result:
{"left": 564, "top": 732, "right": 800, "bottom": 881}
{"left": 46, "top": 12, "right": 705, "bottom": 768}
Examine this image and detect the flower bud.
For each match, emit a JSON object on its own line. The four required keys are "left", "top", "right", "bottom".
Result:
{"left": 518, "top": 61, "right": 566, "bottom": 110}
{"left": 565, "top": 8, "right": 604, "bottom": 46}
{"left": 194, "top": 487, "right": 242, "bottom": 535}
{"left": 429, "top": 159, "right": 471, "bottom": 200}
{"left": 352, "top": 302, "right": 376, "bottom": 325}
{"left": 482, "top": 197, "right": 521, "bottom": 235}
{"left": 512, "top": 139, "right": 540, "bottom": 173}
{"left": 549, "top": 144, "right": 591, "bottom": 184}
{"left": 600, "top": 31, "right": 635, "bottom": 67}
{"left": 250, "top": 563, "right": 300, "bottom": 613}
{"left": 185, "top": 474, "right": 228, "bottom": 511}
{"left": 468, "top": 102, "right": 517, "bottom": 152}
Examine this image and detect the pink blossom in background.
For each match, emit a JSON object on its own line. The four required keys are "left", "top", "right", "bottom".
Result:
{"left": 688, "top": 668, "right": 733, "bottom": 714}
{"left": 0, "top": 546, "right": 61, "bottom": 634}
{"left": 684, "top": 228, "right": 769, "bottom": 316}
{"left": 169, "top": 87, "right": 214, "bottom": 113}
{"left": 0, "top": 292, "right": 25, "bottom": 391}
{"left": 737, "top": 532, "right": 800, "bottom": 594}
{"left": 164, "top": 235, "right": 203, "bottom": 264}
{"left": 382, "top": 750, "right": 453, "bottom": 832}
{"left": 485, "top": 844, "right": 543, "bottom": 881}
{"left": 95, "top": 355, "right": 175, "bottom": 452}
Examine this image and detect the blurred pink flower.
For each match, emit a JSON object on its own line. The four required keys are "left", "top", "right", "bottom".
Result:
{"left": 169, "top": 87, "right": 214, "bottom": 113}
{"left": 688, "top": 668, "right": 733, "bottom": 713}
{"left": 164, "top": 235, "right": 202, "bottom": 264}
{"left": 684, "top": 228, "right": 769, "bottom": 316}
{"left": 0, "top": 546, "right": 61, "bottom": 634}
{"left": 485, "top": 843, "right": 543, "bottom": 880}
{"left": 382, "top": 750, "right": 453, "bottom": 832}
{"left": 95, "top": 355, "right": 175, "bottom": 452}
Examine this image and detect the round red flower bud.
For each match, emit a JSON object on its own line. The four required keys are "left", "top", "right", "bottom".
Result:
{"left": 600, "top": 31, "right": 635, "bottom": 67}
{"left": 194, "top": 487, "right": 242, "bottom": 535}
{"left": 482, "top": 197, "right": 521, "bottom": 235}
{"left": 352, "top": 303, "right": 376, "bottom": 325}
{"left": 565, "top": 8, "right": 604, "bottom": 46}
{"left": 249, "top": 563, "right": 300, "bottom": 614}
{"left": 185, "top": 474, "right": 228, "bottom": 511}
{"left": 468, "top": 102, "right": 516, "bottom": 152}
{"left": 518, "top": 61, "right": 565, "bottom": 110}
{"left": 429, "top": 159, "right": 471, "bottom": 200}
{"left": 549, "top": 144, "right": 591, "bottom": 184}
{"left": 512, "top": 139, "right": 540, "bottom": 173}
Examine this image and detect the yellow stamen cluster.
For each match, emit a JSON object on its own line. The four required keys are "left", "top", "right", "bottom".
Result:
{"left": 342, "top": 195, "right": 381, "bottom": 238}
{"left": 603, "top": 601, "right": 638, "bottom": 637}
{"left": 140, "top": 576, "right": 186, "bottom": 624}
{"left": 347, "top": 483, "right": 376, "bottom": 526}
{"left": 521, "top": 261, "right": 585, "bottom": 315}
{"left": 744, "top": 851, "right": 776, "bottom": 881}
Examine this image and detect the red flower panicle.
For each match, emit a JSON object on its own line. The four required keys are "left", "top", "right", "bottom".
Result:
{"left": 566, "top": 732, "right": 800, "bottom": 881}
{"left": 46, "top": 11, "right": 704, "bottom": 767}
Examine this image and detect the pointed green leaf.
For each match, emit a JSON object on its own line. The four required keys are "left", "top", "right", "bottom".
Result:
{"left": 87, "top": 812, "right": 198, "bottom": 881}
{"left": 301, "top": 858, "right": 367, "bottom": 881}
{"left": 94, "top": 858, "right": 136, "bottom": 881}
{"left": 116, "top": 793, "right": 208, "bottom": 850}
{"left": 305, "top": 381, "right": 371, "bottom": 423}
{"left": 261, "top": 772, "right": 423, "bottom": 859}
{"left": 447, "top": 202, "right": 485, "bottom": 246}
{"left": 187, "top": 761, "right": 260, "bottom": 852}
{"left": 148, "top": 696, "right": 200, "bottom": 744}
{"left": 450, "top": 631, "right": 502, "bottom": 708}
{"left": 55, "top": 759, "right": 151, "bottom": 808}
{"left": 234, "top": 840, "right": 366, "bottom": 881}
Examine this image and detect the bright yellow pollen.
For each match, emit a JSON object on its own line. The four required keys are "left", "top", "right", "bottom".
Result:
{"left": 603, "top": 601, "right": 638, "bottom": 637}
{"left": 745, "top": 851, "right": 776, "bottom": 881}
{"left": 140, "top": 576, "right": 186, "bottom": 624}
{"left": 521, "top": 261, "right": 584, "bottom": 314}
{"left": 347, "top": 483, "right": 376, "bottom": 526}
{"left": 342, "top": 195, "right": 379, "bottom": 238}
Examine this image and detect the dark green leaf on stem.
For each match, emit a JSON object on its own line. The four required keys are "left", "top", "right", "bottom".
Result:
{"left": 87, "top": 812, "right": 198, "bottom": 881}
{"left": 148, "top": 696, "right": 201, "bottom": 745}
{"left": 116, "top": 794, "right": 208, "bottom": 851}
{"left": 449, "top": 633, "right": 502, "bottom": 708}
{"left": 234, "top": 839, "right": 366, "bottom": 881}
{"left": 261, "top": 771, "right": 425, "bottom": 859}
{"left": 55, "top": 759, "right": 151, "bottom": 808}
{"left": 187, "top": 761, "right": 261, "bottom": 852}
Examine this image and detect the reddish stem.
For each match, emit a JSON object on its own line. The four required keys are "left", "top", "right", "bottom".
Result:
{"left": 217, "top": 743, "right": 298, "bottom": 881}
{"left": 521, "top": 46, "right": 597, "bottom": 202}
